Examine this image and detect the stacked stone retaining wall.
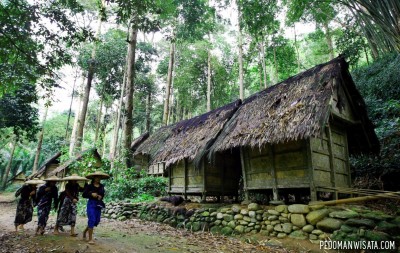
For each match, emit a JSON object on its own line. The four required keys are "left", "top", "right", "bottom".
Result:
{"left": 104, "top": 202, "right": 400, "bottom": 246}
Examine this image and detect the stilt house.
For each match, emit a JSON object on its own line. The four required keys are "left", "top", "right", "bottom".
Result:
{"left": 209, "top": 57, "right": 379, "bottom": 201}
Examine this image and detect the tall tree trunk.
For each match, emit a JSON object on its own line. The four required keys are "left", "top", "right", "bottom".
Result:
{"left": 122, "top": 24, "right": 138, "bottom": 168}
{"left": 207, "top": 48, "right": 212, "bottom": 111}
{"left": 2, "top": 138, "right": 16, "bottom": 189}
{"left": 99, "top": 107, "right": 108, "bottom": 157}
{"left": 273, "top": 45, "right": 278, "bottom": 82}
{"left": 110, "top": 58, "right": 127, "bottom": 165}
{"left": 65, "top": 69, "right": 79, "bottom": 140}
{"left": 323, "top": 21, "right": 334, "bottom": 60}
{"left": 69, "top": 76, "right": 85, "bottom": 155}
{"left": 94, "top": 97, "right": 104, "bottom": 144}
{"left": 75, "top": 15, "right": 103, "bottom": 154}
{"left": 260, "top": 39, "right": 268, "bottom": 88}
{"left": 163, "top": 42, "right": 175, "bottom": 125}
{"left": 32, "top": 106, "right": 48, "bottom": 174}
{"left": 237, "top": 3, "right": 244, "bottom": 100}
{"left": 293, "top": 24, "right": 301, "bottom": 72}
{"left": 145, "top": 91, "right": 151, "bottom": 132}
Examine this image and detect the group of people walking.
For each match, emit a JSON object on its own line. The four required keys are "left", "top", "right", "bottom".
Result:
{"left": 14, "top": 171, "right": 109, "bottom": 244}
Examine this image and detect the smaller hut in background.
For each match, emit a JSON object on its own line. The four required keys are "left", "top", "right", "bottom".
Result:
{"left": 28, "top": 152, "right": 62, "bottom": 180}
{"left": 49, "top": 148, "right": 102, "bottom": 178}
{"left": 130, "top": 132, "right": 150, "bottom": 173}
{"left": 139, "top": 100, "right": 242, "bottom": 201}
{"left": 8, "top": 171, "right": 26, "bottom": 186}
{"left": 133, "top": 125, "right": 175, "bottom": 176}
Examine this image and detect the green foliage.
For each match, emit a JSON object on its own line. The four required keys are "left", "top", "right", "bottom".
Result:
{"left": 335, "top": 16, "right": 369, "bottom": 68}
{"left": 0, "top": 83, "right": 39, "bottom": 140}
{"left": 104, "top": 169, "right": 167, "bottom": 201}
{"left": 351, "top": 54, "right": 400, "bottom": 183}
{"left": 0, "top": 0, "right": 89, "bottom": 96}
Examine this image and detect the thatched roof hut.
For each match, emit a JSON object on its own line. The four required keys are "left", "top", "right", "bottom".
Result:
{"left": 28, "top": 152, "right": 62, "bottom": 179}
{"left": 208, "top": 56, "right": 379, "bottom": 202}
{"left": 153, "top": 100, "right": 242, "bottom": 168}
{"left": 210, "top": 57, "right": 379, "bottom": 155}
{"left": 134, "top": 125, "right": 175, "bottom": 163}
{"left": 49, "top": 148, "right": 102, "bottom": 176}
{"left": 130, "top": 132, "right": 149, "bottom": 152}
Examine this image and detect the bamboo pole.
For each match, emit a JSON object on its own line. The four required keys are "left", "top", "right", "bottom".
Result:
{"left": 310, "top": 191, "right": 400, "bottom": 206}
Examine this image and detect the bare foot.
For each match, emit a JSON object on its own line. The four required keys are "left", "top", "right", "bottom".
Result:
{"left": 70, "top": 233, "right": 78, "bottom": 237}
{"left": 87, "top": 240, "right": 95, "bottom": 244}
{"left": 53, "top": 230, "right": 59, "bottom": 235}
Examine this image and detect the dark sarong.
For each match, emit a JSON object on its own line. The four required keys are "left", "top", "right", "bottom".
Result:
{"left": 14, "top": 198, "right": 33, "bottom": 226}
{"left": 37, "top": 203, "right": 51, "bottom": 228}
{"left": 56, "top": 197, "right": 77, "bottom": 226}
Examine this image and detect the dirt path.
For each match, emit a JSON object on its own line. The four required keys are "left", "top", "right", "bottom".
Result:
{"left": 0, "top": 200, "right": 323, "bottom": 253}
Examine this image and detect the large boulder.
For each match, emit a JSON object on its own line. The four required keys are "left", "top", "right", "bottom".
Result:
{"left": 289, "top": 230, "right": 308, "bottom": 240}
{"left": 275, "top": 205, "right": 288, "bottom": 213}
{"left": 248, "top": 203, "right": 261, "bottom": 211}
{"left": 306, "top": 209, "right": 330, "bottom": 225}
{"left": 316, "top": 218, "right": 343, "bottom": 232}
{"left": 291, "top": 214, "right": 307, "bottom": 228}
{"left": 302, "top": 224, "right": 314, "bottom": 233}
{"left": 221, "top": 226, "right": 233, "bottom": 236}
{"left": 329, "top": 210, "right": 359, "bottom": 219}
{"left": 344, "top": 218, "right": 376, "bottom": 228}
{"left": 364, "top": 230, "right": 392, "bottom": 241}
{"left": 376, "top": 221, "right": 399, "bottom": 234}
{"left": 234, "top": 225, "right": 245, "bottom": 234}
{"left": 288, "top": 204, "right": 310, "bottom": 214}
{"left": 282, "top": 223, "right": 293, "bottom": 234}
{"left": 231, "top": 205, "right": 241, "bottom": 213}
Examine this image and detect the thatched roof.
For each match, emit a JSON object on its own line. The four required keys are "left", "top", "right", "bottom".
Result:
{"left": 130, "top": 132, "right": 149, "bottom": 151}
{"left": 210, "top": 56, "right": 379, "bottom": 155}
{"left": 152, "top": 100, "right": 242, "bottom": 167}
{"left": 49, "top": 148, "right": 102, "bottom": 176}
{"left": 133, "top": 124, "right": 175, "bottom": 163}
{"left": 28, "top": 152, "right": 61, "bottom": 179}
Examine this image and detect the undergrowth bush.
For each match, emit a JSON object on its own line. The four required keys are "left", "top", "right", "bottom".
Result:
{"left": 351, "top": 53, "right": 400, "bottom": 190}
{"left": 104, "top": 169, "right": 167, "bottom": 202}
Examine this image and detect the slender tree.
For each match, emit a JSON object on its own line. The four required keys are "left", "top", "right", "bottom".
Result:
{"left": 32, "top": 106, "right": 49, "bottom": 174}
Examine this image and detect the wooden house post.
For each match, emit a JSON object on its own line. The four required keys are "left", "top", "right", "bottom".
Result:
{"left": 270, "top": 145, "right": 279, "bottom": 201}
{"left": 184, "top": 158, "right": 187, "bottom": 199}
{"left": 326, "top": 124, "right": 338, "bottom": 199}
{"left": 239, "top": 147, "right": 249, "bottom": 201}
{"left": 200, "top": 159, "right": 207, "bottom": 202}
{"left": 306, "top": 139, "right": 317, "bottom": 201}
{"left": 168, "top": 165, "right": 172, "bottom": 196}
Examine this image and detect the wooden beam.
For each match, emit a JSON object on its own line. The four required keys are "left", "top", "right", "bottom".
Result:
{"left": 306, "top": 138, "right": 317, "bottom": 201}
{"left": 239, "top": 147, "right": 249, "bottom": 201}
{"left": 201, "top": 159, "right": 206, "bottom": 202}
{"left": 344, "top": 130, "right": 352, "bottom": 197}
{"left": 326, "top": 124, "right": 338, "bottom": 200}
{"left": 270, "top": 145, "right": 279, "bottom": 201}
{"left": 184, "top": 159, "right": 187, "bottom": 199}
{"left": 168, "top": 165, "right": 172, "bottom": 195}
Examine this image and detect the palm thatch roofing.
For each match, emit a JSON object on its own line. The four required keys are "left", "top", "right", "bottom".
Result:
{"left": 133, "top": 124, "right": 176, "bottom": 163}
{"left": 210, "top": 56, "right": 379, "bottom": 155}
{"left": 28, "top": 152, "right": 61, "bottom": 179}
{"left": 49, "top": 148, "right": 102, "bottom": 176}
{"left": 152, "top": 100, "right": 242, "bottom": 167}
{"left": 130, "top": 132, "right": 149, "bottom": 151}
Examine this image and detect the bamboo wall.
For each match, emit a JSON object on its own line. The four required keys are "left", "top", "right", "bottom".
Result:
{"left": 241, "top": 140, "right": 309, "bottom": 194}
{"left": 169, "top": 154, "right": 240, "bottom": 199}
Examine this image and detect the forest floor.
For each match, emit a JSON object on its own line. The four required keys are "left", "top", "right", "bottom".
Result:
{"left": 0, "top": 193, "right": 327, "bottom": 253}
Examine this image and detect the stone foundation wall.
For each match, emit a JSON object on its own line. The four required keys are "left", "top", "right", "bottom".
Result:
{"left": 104, "top": 202, "right": 400, "bottom": 245}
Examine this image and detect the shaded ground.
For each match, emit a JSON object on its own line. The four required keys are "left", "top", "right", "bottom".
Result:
{"left": 0, "top": 193, "right": 325, "bottom": 253}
